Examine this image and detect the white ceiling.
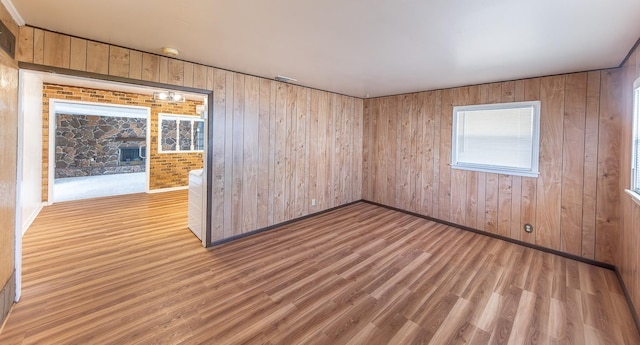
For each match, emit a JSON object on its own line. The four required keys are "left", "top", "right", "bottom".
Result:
{"left": 9, "top": 0, "right": 640, "bottom": 98}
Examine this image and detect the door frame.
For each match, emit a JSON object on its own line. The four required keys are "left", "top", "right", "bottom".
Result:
{"left": 48, "top": 99, "right": 152, "bottom": 204}
{"left": 16, "top": 63, "right": 214, "bottom": 305}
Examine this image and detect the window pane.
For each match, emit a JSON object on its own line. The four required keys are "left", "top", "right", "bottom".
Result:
{"left": 179, "top": 120, "right": 192, "bottom": 151}
{"left": 635, "top": 88, "right": 640, "bottom": 193}
{"left": 451, "top": 101, "right": 540, "bottom": 177}
{"left": 456, "top": 107, "right": 533, "bottom": 169}
{"left": 194, "top": 121, "right": 205, "bottom": 151}
{"left": 161, "top": 119, "right": 177, "bottom": 151}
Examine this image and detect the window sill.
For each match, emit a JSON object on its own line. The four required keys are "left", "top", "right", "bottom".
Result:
{"left": 625, "top": 189, "right": 640, "bottom": 207}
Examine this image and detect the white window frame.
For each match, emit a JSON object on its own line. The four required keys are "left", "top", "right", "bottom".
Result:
{"left": 158, "top": 113, "right": 205, "bottom": 153}
{"left": 626, "top": 78, "right": 640, "bottom": 206}
{"left": 451, "top": 101, "right": 541, "bottom": 177}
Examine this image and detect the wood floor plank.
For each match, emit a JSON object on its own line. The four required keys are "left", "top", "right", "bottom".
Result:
{"left": 0, "top": 192, "right": 637, "bottom": 344}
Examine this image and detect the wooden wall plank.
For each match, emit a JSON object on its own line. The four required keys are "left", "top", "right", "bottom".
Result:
{"left": 257, "top": 79, "right": 272, "bottom": 227}
{"left": 33, "top": 28, "right": 44, "bottom": 64}
{"left": 183, "top": 62, "right": 194, "bottom": 88}
{"left": 362, "top": 101, "right": 371, "bottom": 200}
{"left": 410, "top": 93, "right": 421, "bottom": 213}
{"left": 86, "top": 42, "right": 109, "bottom": 75}
{"left": 398, "top": 95, "right": 412, "bottom": 209}
{"left": 206, "top": 67, "right": 215, "bottom": 91}
{"left": 294, "top": 87, "right": 308, "bottom": 216}
{"left": 69, "top": 38, "right": 87, "bottom": 71}
{"left": 167, "top": 59, "right": 184, "bottom": 86}
{"left": 242, "top": 76, "right": 259, "bottom": 232}
{"left": 267, "top": 82, "right": 277, "bottom": 226}
{"left": 231, "top": 73, "right": 245, "bottom": 236}
{"left": 374, "top": 99, "right": 386, "bottom": 204}
{"left": 582, "top": 71, "right": 601, "bottom": 259}
{"left": 432, "top": 91, "right": 442, "bottom": 216}
{"left": 560, "top": 73, "right": 587, "bottom": 256}
{"left": 438, "top": 89, "right": 452, "bottom": 221}
{"left": 476, "top": 172, "right": 487, "bottom": 231}
{"left": 108, "top": 46, "right": 130, "bottom": 78}
{"left": 141, "top": 53, "right": 160, "bottom": 82}
{"left": 596, "top": 69, "right": 622, "bottom": 264}
{"left": 43, "top": 31, "right": 70, "bottom": 68}
{"left": 308, "top": 90, "right": 319, "bottom": 213}
{"left": 128, "top": 50, "right": 142, "bottom": 79}
{"left": 318, "top": 91, "right": 330, "bottom": 210}
{"left": 158, "top": 57, "right": 168, "bottom": 84}
{"left": 536, "top": 75, "right": 565, "bottom": 250}
{"left": 421, "top": 92, "right": 435, "bottom": 216}
{"left": 223, "top": 71, "right": 234, "bottom": 237}
{"left": 497, "top": 175, "right": 513, "bottom": 237}
{"left": 17, "top": 26, "right": 34, "bottom": 63}
{"left": 211, "top": 69, "right": 226, "bottom": 241}
{"left": 485, "top": 173, "right": 499, "bottom": 233}
{"left": 285, "top": 85, "right": 297, "bottom": 218}
{"left": 273, "top": 83, "right": 287, "bottom": 224}
{"left": 353, "top": 99, "right": 364, "bottom": 201}
{"left": 193, "top": 65, "right": 208, "bottom": 90}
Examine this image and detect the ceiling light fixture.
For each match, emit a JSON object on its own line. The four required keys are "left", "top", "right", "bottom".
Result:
{"left": 275, "top": 75, "right": 297, "bottom": 83}
{"left": 153, "top": 91, "right": 185, "bottom": 102}
{"left": 161, "top": 47, "right": 180, "bottom": 56}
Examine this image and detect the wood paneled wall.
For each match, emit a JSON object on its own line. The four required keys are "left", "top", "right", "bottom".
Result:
{"left": 209, "top": 72, "right": 363, "bottom": 240}
{"left": 17, "top": 26, "right": 363, "bottom": 242}
{"left": 0, "top": 1, "right": 19, "bottom": 322}
{"left": 362, "top": 71, "right": 623, "bottom": 264}
{"left": 619, "top": 41, "right": 640, "bottom": 322}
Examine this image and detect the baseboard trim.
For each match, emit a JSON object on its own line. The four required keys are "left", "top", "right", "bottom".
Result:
{"left": 361, "top": 200, "right": 615, "bottom": 271}
{"left": 147, "top": 186, "right": 188, "bottom": 194}
{"left": 615, "top": 267, "right": 640, "bottom": 335}
{"left": 22, "top": 203, "right": 44, "bottom": 236}
{"left": 207, "top": 201, "right": 362, "bottom": 247}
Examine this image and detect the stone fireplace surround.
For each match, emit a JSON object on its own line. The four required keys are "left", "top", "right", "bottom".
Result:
{"left": 55, "top": 114, "right": 146, "bottom": 178}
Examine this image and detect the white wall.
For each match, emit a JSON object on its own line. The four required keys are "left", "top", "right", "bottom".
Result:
{"left": 18, "top": 71, "right": 43, "bottom": 234}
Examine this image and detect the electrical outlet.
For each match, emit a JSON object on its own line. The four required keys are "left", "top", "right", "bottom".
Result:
{"left": 524, "top": 223, "right": 533, "bottom": 233}
{"left": 311, "top": 199, "right": 316, "bottom": 206}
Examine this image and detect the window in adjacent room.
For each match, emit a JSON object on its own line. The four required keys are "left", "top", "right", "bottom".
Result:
{"left": 158, "top": 114, "right": 205, "bottom": 153}
{"left": 630, "top": 80, "right": 640, "bottom": 197}
{"left": 451, "top": 101, "right": 541, "bottom": 177}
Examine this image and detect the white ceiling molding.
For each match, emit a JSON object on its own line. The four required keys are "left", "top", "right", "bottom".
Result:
{"left": 1, "top": 0, "right": 25, "bottom": 26}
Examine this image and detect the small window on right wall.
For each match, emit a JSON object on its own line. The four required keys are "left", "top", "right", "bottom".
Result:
{"left": 631, "top": 80, "right": 640, "bottom": 195}
{"left": 451, "top": 101, "right": 541, "bottom": 177}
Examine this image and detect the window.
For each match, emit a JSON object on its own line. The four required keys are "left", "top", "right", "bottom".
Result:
{"left": 631, "top": 81, "right": 640, "bottom": 195}
{"left": 451, "top": 101, "right": 541, "bottom": 177}
{"left": 158, "top": 114, "right": 205, "bottom": 153}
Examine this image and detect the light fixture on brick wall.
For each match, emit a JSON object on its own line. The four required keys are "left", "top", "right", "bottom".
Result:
{"left": 153, "top": 91, "right": 185, "bottom": 102}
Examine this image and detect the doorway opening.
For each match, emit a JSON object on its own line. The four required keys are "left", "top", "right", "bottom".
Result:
{"left": 16, "top": 69, "right": 211, "bottom": 302}
{"left": 50, "top": 100, "right": 150, "bottom": 202}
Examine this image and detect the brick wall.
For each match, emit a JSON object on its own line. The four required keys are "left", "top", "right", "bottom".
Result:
{"left": 43, "top": 84, "right": 204, "bottom": 200}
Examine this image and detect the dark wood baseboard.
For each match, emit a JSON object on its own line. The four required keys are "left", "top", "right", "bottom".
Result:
{"left": 361, "top": 200, "right": 615, "bottom": 271}
{"left": 207, "top": 200, "right": 362, "bottom": 247}
{"left": 616, "top": 267, "right": 640, "bottom": 335}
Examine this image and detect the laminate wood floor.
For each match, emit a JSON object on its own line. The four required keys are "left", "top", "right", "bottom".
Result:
{"left": 0, "top": 191, "right": 638, "bottom": 344}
